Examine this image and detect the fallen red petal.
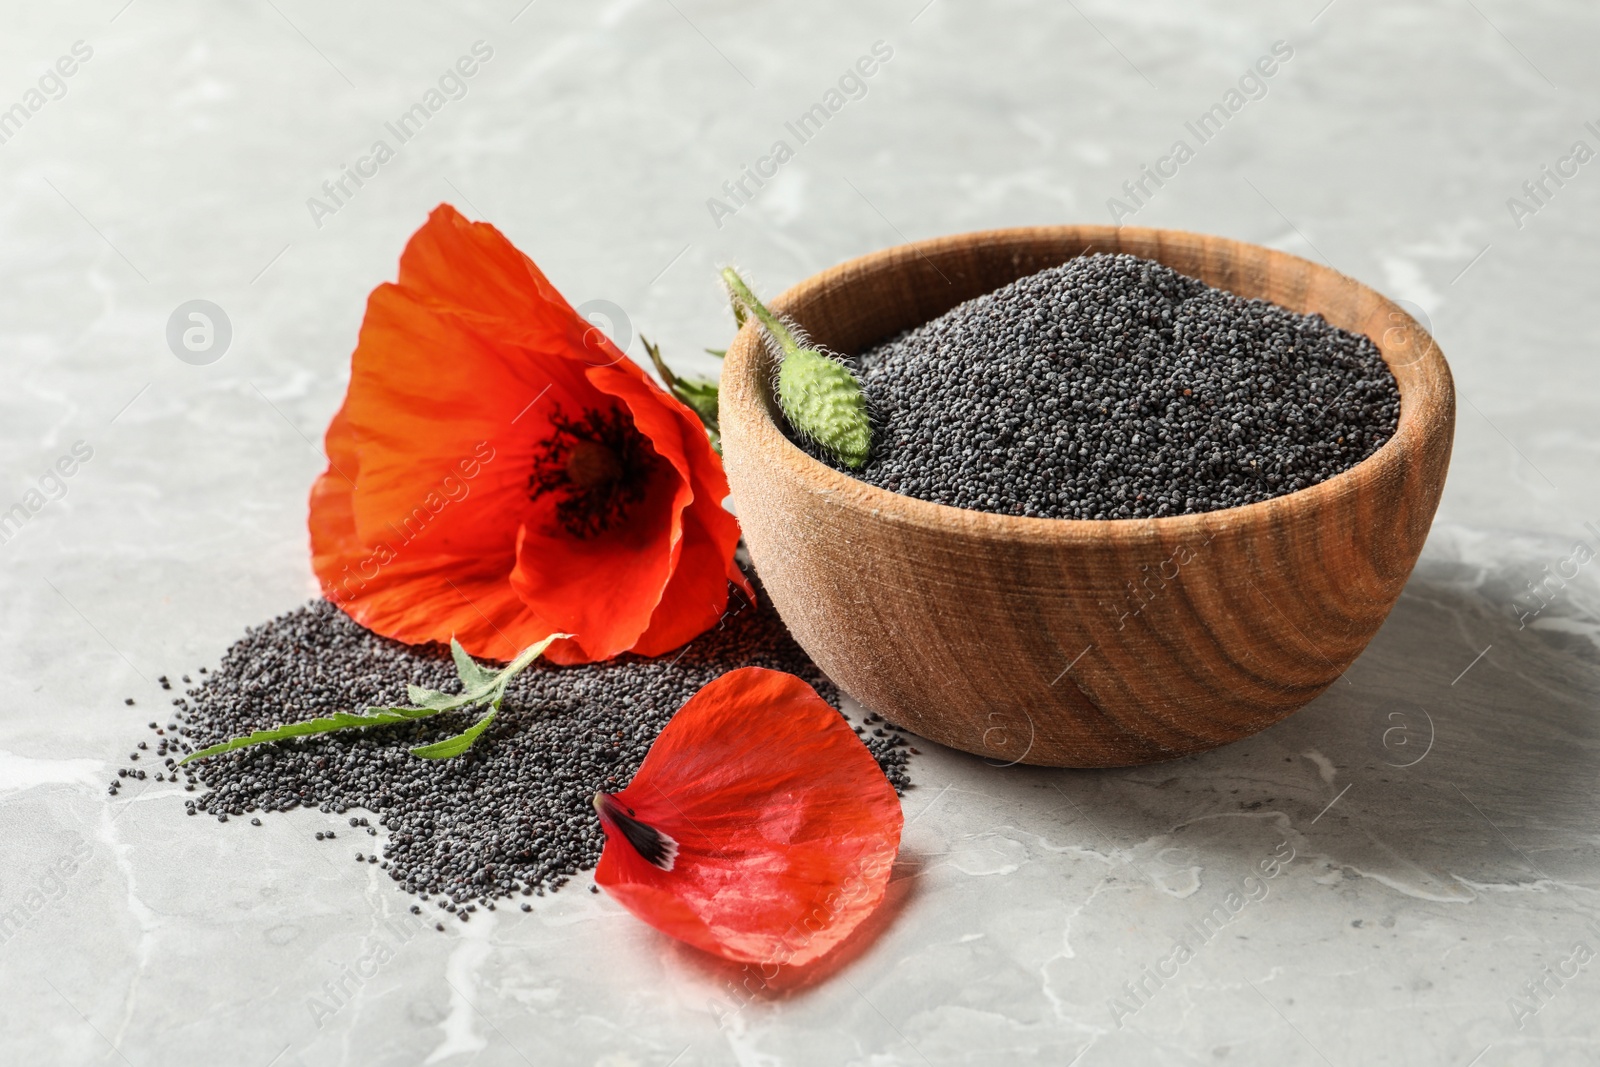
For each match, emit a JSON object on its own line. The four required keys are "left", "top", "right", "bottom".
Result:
{"left": 594, "top": 667, "right": 903, "bottom": 967}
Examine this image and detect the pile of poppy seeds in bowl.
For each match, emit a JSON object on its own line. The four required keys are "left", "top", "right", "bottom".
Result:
{"left": 815, "top": 253, "right": 1401, "bottom": 519}
{"left": 116, "top": 581, "right": 913, "bottom": 925}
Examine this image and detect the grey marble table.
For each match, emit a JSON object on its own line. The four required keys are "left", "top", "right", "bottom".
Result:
{"left": 2, "top": 1, "right": 1597, "bottom": 1064}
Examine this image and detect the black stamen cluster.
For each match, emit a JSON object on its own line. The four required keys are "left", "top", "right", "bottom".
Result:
{"left": 528, "top": 403, "right": 658, "bottom": 538}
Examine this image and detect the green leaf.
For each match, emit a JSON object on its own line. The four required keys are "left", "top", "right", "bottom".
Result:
{"left": 496, "top": 632, "right": 568, "bottom": 686}
{"left": 703, "top": 347, "right": 727, "bottom": 359}
{"left": 675, "top": 378, "right": 720, "bottom": 420}
{"left": 179, "top": 632, "right": 571, "bottom": 765}
{"left": 177, "top": 706, "right": 440, "bottom": 765}
{"left": 450, "top": 637, "right": 498, "bottom": 690}
{"left": 406, "top": 683, "right": 472, "bottom": 711}
{"left": 410, "top": 709, "right": 498, "bottom": 760}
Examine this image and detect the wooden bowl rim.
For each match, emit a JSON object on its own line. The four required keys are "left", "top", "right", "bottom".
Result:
{"left": 722, "top": 224, "right": 1454, "bottom": 546}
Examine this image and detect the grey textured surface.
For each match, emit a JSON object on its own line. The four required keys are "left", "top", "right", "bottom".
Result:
{"left": 2, "top": 2, "right": 1598, "bottom": 1064}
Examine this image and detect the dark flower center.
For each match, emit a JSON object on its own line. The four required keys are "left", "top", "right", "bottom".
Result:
{"left": 529, "top": 404, "right": 657, "bottom": 538}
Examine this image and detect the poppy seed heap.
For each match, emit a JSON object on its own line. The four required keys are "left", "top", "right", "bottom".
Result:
{"left": 118, "top": 585, "right": 913, "bottom": 916}
{"left": 824, "top": 253, "right": 1401, "bottom": 519}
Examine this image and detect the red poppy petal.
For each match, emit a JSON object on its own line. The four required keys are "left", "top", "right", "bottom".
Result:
{"left": 309, "top": 404, "right": 362, "bottom": 568}
{"left": 342, "top": 281, "right": 598, "bottom": 562}
{"left": 338, "top": 554, "right": 558, "bottom": 662}
{"left": 628, "top": 502, "right": 740, "bottom": 658}
{"left": 588, "top": 357, "right": 750, "bottom": 656}
{"left": 674, "top": 391, "right": 752, "bottom": 602}
{"left": 595, "top": 668, "right": 903, "bottom": 967}
{"left": 397, "top": 205, "right": 598, "bottom": 355}
{"left": 507, "top": 480, "right": 681, "bottom": 663}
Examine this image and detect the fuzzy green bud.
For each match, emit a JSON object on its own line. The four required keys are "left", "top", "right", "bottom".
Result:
{"left": 777, "top": 346, "right": 871, "bottom": 468}
{"left": 720, "top": 268, "right": 872, "bottom": 468}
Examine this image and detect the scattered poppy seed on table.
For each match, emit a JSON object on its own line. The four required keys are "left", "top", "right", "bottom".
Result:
{"left": 131, "top": 582, "right": 912, "bottom": 907}
{"left": 819, "top": 253, "right": 1401, "bottom": 519}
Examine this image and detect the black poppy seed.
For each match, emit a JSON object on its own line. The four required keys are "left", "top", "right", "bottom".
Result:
{"left": 144, "top": 580, "right": 912, "bottom": 908}
{"left": 811, "top": 254, "right": 1400, "bottom": 519}
{"left": 251, "top": 817, "right": 262, "bottom": 826}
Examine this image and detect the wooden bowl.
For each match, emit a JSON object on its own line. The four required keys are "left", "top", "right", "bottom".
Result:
{"left": 719, "top": 226, "right": 1454, "bottom": 768}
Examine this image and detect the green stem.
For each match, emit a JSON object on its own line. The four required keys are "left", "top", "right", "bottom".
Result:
{"left": 721, "top": 268, "right": 800, "bottom": 354}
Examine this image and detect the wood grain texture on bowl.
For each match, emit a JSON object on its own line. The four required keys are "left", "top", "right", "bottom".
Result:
{"left": 719, "top": 226, "right": 1454, "bottom": 768}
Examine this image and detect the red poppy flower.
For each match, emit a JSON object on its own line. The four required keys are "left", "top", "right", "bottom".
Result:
{"left": 309, "top": 204, "right": 750, "bottom": 664}
{"left": 593, "top": 667, "right": 904, "bottom": 967}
